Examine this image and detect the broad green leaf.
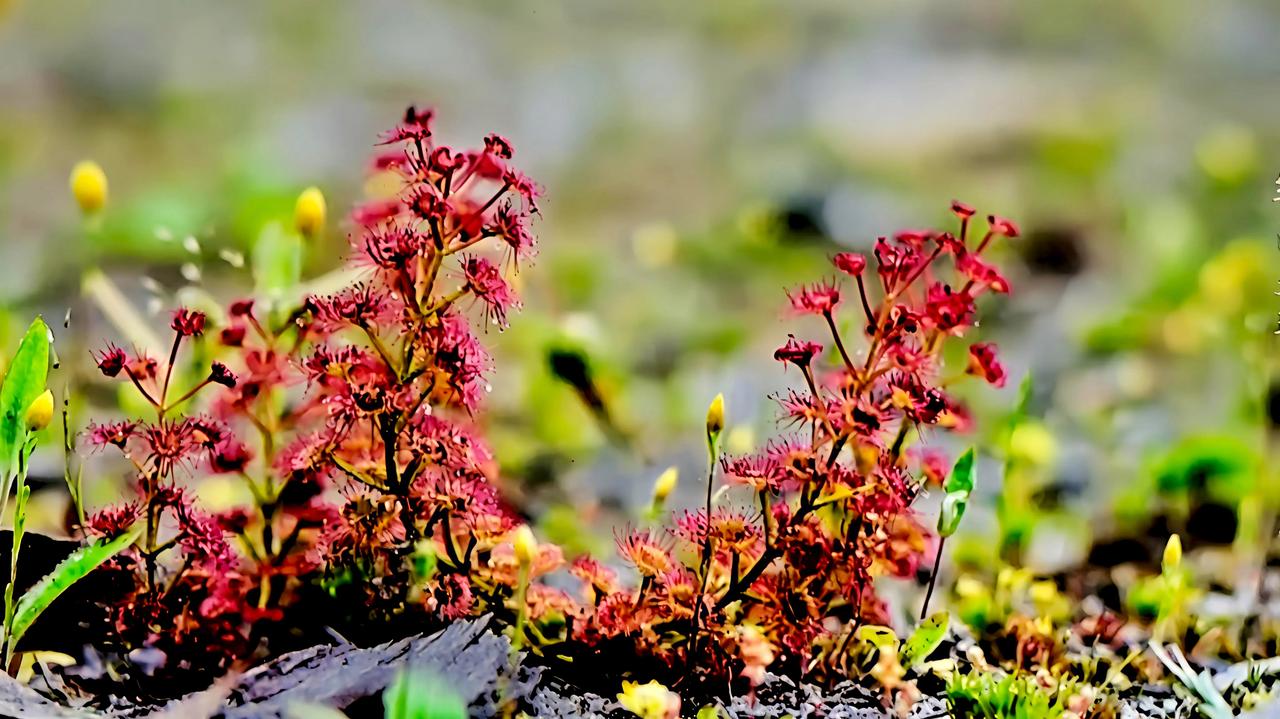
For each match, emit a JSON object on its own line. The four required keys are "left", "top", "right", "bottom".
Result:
{"left": 937, "top": 492, "right": 968, "bottom": 537}
{"left": 901, "top": 611, "right": 949, "bottom": 668}
{"left": 252, "top": 221, "right": 303, "bottom": 301}
{"left": 383, "top": 668, "right": 467, "bottom": 719}
{"left": 0, "top": 317, "right": 50, "bottom": 482}
{"left": 8, "top": 526, "right": 141, "bottom": 651}
{"left": 854, "top": 624, "right": 899, "bottom": 652}
{"left": 944, "top": 447, "right": 975, "bottom": 495}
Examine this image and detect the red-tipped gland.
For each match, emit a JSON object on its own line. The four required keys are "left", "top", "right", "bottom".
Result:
{"left": 951, "top": 200, "right": 976, "bottom": 219}
{"left": 95, "top": 345, "right": 127, "bottom": 378}
{"left": 773, "top": 335, "right": 823, "bottom": 370}
{"left": 171, "top": 308, "right": 207, "bottom": 337}
{"left": 229, "top": 299, "right": 255, "bottom": 317}
{"left": 988, "top": 215, "right": 1020, "bottom": 238}
{"left": 833, "top": 252, "right": 867, "bottom": 276}
{"left": 209, "top": 362, "right": 238, "bottom": 388}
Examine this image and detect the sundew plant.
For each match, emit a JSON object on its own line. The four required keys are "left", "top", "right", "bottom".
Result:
{"left": 37, "top": 109, "right": 1015, "bottom": 696}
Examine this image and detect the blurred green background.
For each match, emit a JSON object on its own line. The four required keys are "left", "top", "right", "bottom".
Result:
{"left": 2, "top": 0, "right": 1280, "bottom": 569}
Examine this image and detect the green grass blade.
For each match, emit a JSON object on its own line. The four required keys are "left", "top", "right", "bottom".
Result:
{"left": 383, "top": 668, "right": 467, "bottom": 719}
{"left": 7, "top": 525, "right": 141, "bottom": 652}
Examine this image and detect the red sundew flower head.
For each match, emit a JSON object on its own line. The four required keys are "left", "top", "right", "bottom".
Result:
{"left": 87, "top": 420, "right": 138, "bottom": 450}
{"left": 170, "top": 308, "right": 207, "bottom": 337}
{"left": 489, "top": 201, "right": 537, "bottom": 267}
{"left": 721, "top": 453, "right": 782, "bottom": 493}
{"left": 461, "top": 255, "right": 519, "bottom": 328}
{"left": 360, "top": 224, "right": 427, "bottom": 271}
{"left": 616, "top": 528, "right": 675, "bottom": 578}
{"left": 773, "top": 334, "right": 823, "bottom": 370}
{"left": 951, "top": 200, "right": 976, "bottom": 220}
{"left": 833, "top": 252, "right": 867, "bottom": 276}
{"left": 85, "top": 502, "right": 141, "bottom": 537}
{"left": 175, "top": 507, "right": 238, "bottom": 571}
{"left": 228, "top": 299, "right": 255, "bottom": 317}
{"left": 305, "top": 284, "right": 398, "bottom": 333}
{"left": 429, "top": 146, "right": 467, "bottom": 175}
{"left": 94, "top": 345, "right": 127, "bottom": 378}
{"left": 380, "top": 104, "right": 435, "bottom": 145}
{"left": 210, "top": 438, "right": 252, "bottom": 474}
{"left": 405, "top": 184, "right": 449, "bottom": 222}
{"left": 215, "top": 507, "right": 253, "bottom": 534}
{"left": 923, "top": 282, "right": 975, "bottom": 333}
{"left": 483, "top": 133, "right": 515, "bottom": 160}
{"left": 933, "top": 231, "right": 964, "bottom": 255}
{"left": 423, "top": 310, "right": 492, "bottom": 410}
{"left": 501, "top": 168, "right": 542, "bottom": 213}
{"left": 894, "top": 229, "right": 932, "bottom": 248}
{"left": 912, "top": 447, "right": 949, "bottom": 487}
{"left": 570, "top": 556, "right": 622, "bottom": 598}
{"left": 674, "top": 508, "right": 763, "bottom": 556}
{"left": 220, "top": 325, "right": 246, "bottom": 347}
{"left": 426, "top": 574, "right": 475, "bottom": 621}
{"left": 966, "top": 342, "right": 1007, "bottom": 387}
{"left": 208, "top": 362, "right": 237, "bottom": 388}
{"left": 128, "top": 354, "right": 159, "bottom": 381}
{"left": 956, "top": 252, "right": 1011, "bottom": 293}
{"left": 777, "top": 388, "right": 832, "bottom": 430}
{"left": 786, "top": 280, "right": 841, "bottom": 316}
{"left": 988, "top": 214, "right": 1020, "bottom": 238}
{"left": 873, "top": 237, "right": 924, "bottom": 287}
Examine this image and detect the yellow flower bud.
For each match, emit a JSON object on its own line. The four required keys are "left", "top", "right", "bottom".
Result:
{"left": 512, "top": 524, "right": 537, "bottom": 566}
{"left": 23, "top": 389, "right": 54, "bottom": 431}
{"left": 651, "top": 467, "right": 678, "bottom": 503}
{"left": 1163, "top": 533, "right": 1182, "bottom": 573}
{"left": 617, "top": 680, "right": 680, "bottom": 719}
{"left": 706, "top": 393, "right": 725, "bottom": 438}
{"left": 69, "top": 161, "right": 108, "bottom": 214}
{"left": 294, "top": 186, "right": 326, "bottom": 238}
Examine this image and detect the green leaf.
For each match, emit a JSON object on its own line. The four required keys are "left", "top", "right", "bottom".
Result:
{"left": 383, "top": 668, "right": 467, "bottom": 719}
{"left": 901, "top": 611, "right": 949, "bottom": 668}
{"left": 252, "top": 221, "right": 303, "bottom": 301}
{"left": 944, "top": 447, "right": 976, "bottom": 495}
{"left": 937, "top": 492, "right": 969, "bottom": 537}
{"left": 0, "top": 317, "right": 50, "bottom": 483}
{"left": 7, "top": 525, "right": 141, "bottom": 652}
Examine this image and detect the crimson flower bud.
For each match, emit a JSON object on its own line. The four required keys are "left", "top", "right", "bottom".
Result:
{"left": 220, "top": 325, "right": 246, "bottom": 347}
{"left": 208, "top": 362, "right": 238, "bottom": 388}
{"left": 171, "top": 308, "right": 206, "bottom": 337}
{"left": 833, "top": 252, "right": 867, "bottom": 276}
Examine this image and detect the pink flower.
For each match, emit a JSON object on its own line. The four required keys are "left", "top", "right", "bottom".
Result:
{"left": 786, "top": 280, "right": 841, "bottom": 315}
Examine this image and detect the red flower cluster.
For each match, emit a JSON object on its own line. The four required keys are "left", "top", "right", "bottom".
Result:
{"left": 74, "top": 109, "right": 1014, "bottom": 700}
{"left": 77, "top": 109, "right": 543, "bottom": 689}
{"left": 560, "top": 203, "right": 1015, "bottom": 686}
